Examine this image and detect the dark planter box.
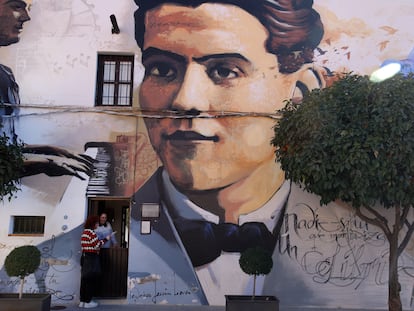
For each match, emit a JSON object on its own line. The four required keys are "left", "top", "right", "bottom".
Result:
{"left": 225, "top": 295, "right": 279, "bottom": 311}
{"left": 0, "top": 293, "right": 51, "bottom": 311}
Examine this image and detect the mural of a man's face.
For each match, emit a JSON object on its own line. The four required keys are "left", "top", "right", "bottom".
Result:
{"left": 0, "top": 0, "right": 30, "bottom": 46}
{"left": 139, "top": 3, "right": 298, "bottom": 191}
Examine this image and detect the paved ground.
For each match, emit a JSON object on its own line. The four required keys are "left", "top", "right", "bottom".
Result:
{"left": 52, "top": 301, "right": 224, "bottom": 311}
{"left": 51, "top": 299, "right": 395, "bottom": 311}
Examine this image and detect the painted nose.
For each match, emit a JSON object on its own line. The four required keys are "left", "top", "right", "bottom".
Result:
{"left": 20, "top": 10, "right": 31, "bottom": 23}
{"left": 185, "top": 108, "right": 200, "bottom": 116}
{"left": 171, "top": 64, "right": 210, "bottom": 114}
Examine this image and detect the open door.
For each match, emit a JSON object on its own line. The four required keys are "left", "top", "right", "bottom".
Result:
{"left": 88, "top": 198, "right": 130, "bottom": 298}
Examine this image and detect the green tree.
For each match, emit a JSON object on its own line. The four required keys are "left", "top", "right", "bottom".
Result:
{"left": 4, "top": 245, "right": 41, "bottom": 299}
{"left": 271, "top": 73, "right": 414, "bottom": 311}
{"left": 0, "top": 126, "right": 24, "bottom": 202}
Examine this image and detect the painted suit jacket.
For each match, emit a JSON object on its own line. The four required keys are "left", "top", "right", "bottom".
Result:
{"left": 0, "top": 64, "right": 19, "bottom": 135}
{"left": 128, "top": 167, "right": 414, "bottom": 308}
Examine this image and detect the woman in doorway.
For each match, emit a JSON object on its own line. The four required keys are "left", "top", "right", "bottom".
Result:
{"left": 79, "top": 215, "right": 111, "bottom": 308}
{"left": 95, "top": 212, "right": 118, "bottom": 248}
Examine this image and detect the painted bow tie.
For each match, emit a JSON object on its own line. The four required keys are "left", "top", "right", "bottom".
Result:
{"left": 174, "top": 219, "right": 276, "bottom": 267}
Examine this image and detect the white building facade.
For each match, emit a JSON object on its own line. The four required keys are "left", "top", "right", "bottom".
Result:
{"left": 0, "top": 0, "right": 414, "bottom": 309}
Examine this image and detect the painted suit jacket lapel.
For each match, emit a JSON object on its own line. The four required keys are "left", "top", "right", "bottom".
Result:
{"left": 129, "top": 167, "right": 208, "bottom": 304}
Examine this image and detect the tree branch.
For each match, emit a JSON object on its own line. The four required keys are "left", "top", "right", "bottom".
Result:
{"left": 398, "top": 206, "right": 414, "bottom": 257}
{"left": 355, "top": 205, "right": 391, "bottom": 239}
{"left": 399, "top": 204, "right": 410, "bottom": 231}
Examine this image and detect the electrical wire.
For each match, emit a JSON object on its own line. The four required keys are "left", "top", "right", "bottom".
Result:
{"left": 0, "top": 103, "right": 283, "bottom": 120}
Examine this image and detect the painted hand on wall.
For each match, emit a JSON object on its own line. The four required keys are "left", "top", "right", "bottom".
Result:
{"left": 21, "top": 145, "right": 94, "bottom": 180}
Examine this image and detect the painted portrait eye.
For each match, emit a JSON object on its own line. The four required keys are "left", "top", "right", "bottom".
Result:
{"left": 9, "top": 1, "right": 27, "bottom": 11}
{"left": 208, "top": 64, "right": 243, "bottom": 83}
{"left": 146, "top": 62, "right": 176, "bottom": 80}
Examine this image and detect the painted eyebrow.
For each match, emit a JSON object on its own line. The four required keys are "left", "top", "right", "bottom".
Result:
{"left": 6, "top": 0, "right": 26, "bottom": 5}
{"left": 142, "top": 47, "right": 187, "bottom": 64}
{"left": 193, "top": 53, "right": 249, "bottom": 63}
{"left": 5, "top": 1, "right": 27, "bottom": 9}
{"left": 142, "top": 47, "right": 249, "bottom": 65}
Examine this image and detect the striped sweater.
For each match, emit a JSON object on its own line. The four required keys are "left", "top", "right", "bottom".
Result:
{"left": 81, "top": 229, "right": 105, "bottom": 254}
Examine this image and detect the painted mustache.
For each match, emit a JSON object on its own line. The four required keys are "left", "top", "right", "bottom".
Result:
{"left": 164, "top": 130, "right": 219, "bottom": 142}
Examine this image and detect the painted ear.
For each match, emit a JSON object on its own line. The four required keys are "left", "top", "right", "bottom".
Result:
{"left": 291, "top": 64, "right": 328, "bottom": 103}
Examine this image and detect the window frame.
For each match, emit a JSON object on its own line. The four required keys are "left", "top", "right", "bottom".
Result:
{"left": 95, "top": 54, "right": 134, "bottom": 107}
{"left": 9, "top": 216, "right": 46, "bottom": 236}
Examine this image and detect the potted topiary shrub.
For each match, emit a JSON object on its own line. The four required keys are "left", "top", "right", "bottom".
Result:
{"left": 225, "top": 246, "right": 279, "bottom": 311}
{"left": 0, "top": 245, "right": 51, "bottom": 311}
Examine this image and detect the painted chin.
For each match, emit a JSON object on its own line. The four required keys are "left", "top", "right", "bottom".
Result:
{"left": 14, "top": 26, "right": 23, "bottom": 35}
{"left": 159, "top": 140, "right": 196, "bottom": 166}
{"left": 9, "top": 32, "right": 20, "bottom": 40}
{"left": 163, "top": 157, "right": 195, "bottom": 190}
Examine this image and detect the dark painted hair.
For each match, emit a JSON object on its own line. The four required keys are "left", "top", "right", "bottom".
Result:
{"left": 133, "top": 0, "right": 324, "bottom": 73}
{"left": 84, "top": 215, "right": 99, "bottom": 229}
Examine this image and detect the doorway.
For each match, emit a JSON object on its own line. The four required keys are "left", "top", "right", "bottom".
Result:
{"left": 88, "top": 198, "right": 130, "bottom": 298}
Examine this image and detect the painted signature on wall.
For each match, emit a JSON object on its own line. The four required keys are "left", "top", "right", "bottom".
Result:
{"left": 279, "top": 203, "right": 414, "bottom": 289}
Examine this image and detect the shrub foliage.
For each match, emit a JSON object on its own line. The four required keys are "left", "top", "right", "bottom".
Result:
{"left": 272, "top": 73, "right": 414, "bottom": 209}
{"left": 4, "top": 245, "right": 41, "bottom": 279}
{"left": 0, "top": 130, "right": 24, "bottom": 202}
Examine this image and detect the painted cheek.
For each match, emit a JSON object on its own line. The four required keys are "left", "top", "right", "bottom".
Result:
{"left": 140, "top": 82, "right": 176, "bottom": 110}
{"left": 144, "top": 120, "right": 161, "bottom": 139}
{"left": 140, "top": 85, "right": 158, "bottom": 109}
{"left": 241, "top": 123, "right": 273, "bottom": 147}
